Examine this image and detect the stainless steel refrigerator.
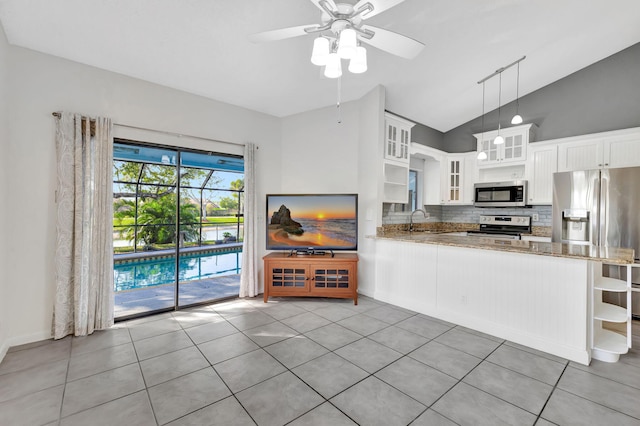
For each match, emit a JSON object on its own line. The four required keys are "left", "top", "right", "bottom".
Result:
{"left": 552, "top": 167, "right": 640, "bottom": 318}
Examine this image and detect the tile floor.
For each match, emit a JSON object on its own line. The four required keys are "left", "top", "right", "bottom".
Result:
{"left": 1, "top": 296, "right": 639, "bottom": 426}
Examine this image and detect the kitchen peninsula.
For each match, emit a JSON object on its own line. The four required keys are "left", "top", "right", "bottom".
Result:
{"left": 372, "top": 232, "right": 634, "bottom": 365}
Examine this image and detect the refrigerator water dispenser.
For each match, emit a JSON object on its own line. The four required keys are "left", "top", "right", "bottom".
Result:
{"left": 562, "top": 209, "right": 590, "bottom": 243}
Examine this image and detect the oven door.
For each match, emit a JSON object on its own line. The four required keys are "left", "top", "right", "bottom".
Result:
{"left": 474, "top": 182, "right": 527, "bottom": 207}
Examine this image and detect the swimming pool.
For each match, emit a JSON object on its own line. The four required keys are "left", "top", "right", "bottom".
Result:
{"left": 114, "top": 249, "right": 242, "bottom": 292}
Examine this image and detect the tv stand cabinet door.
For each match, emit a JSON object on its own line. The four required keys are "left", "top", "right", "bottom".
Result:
{"left": 309, "top": 261, "right": 357, "bottom": 302}
{"left": 264, "top": 259, "right": 310, "bottom": 300}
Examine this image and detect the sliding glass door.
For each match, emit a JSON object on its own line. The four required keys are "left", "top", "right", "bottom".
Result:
{"left": 112, "top": 141, "right": 244, "bottom": 320}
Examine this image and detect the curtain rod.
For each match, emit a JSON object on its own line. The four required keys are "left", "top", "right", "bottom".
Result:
{"left": 477, "top": 56, "right": 526, "bottom": 84}
{"left": 52, "top": 112, "right": 246, "bottom": 148}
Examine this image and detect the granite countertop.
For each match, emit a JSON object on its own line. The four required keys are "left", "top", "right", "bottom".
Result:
{"left": 372, "top": 232, "right": 635, "bottom": 264}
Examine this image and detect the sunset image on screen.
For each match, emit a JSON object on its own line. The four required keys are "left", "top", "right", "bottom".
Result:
{"left": 266, "top": 195, "right": 357, "bottom": 249}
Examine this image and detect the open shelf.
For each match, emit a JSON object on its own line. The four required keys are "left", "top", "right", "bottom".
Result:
{"left": 594, "top": 276, "right": 627, "bottom": 292}
{"left": 592, "top": 329, "right": 629, "bottom": 362}
{"left": 594, "top": 302, "right": 628, "bottom": 323}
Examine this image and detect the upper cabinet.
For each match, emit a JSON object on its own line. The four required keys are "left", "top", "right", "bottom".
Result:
{"left": 385, "top": 113, "right": 415, "bottom": 164}
{"left": 383, "top": 113, "right": 416, "bottom": 203}
{"left": 474, "top": 124, "right": 538, "bottom": 167}
{"left": 557, "top": 130, "right": 640, "bottom": 172}
{"left": 525, "top": 142, "right": 558, "bottom": 205}
{"left": 441, "top": 152, "right": 477, "bottom": 205}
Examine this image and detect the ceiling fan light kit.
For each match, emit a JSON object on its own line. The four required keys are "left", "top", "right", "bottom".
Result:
{"left": 250, "top": 0, "right": 425, "bottom": 78}
{"left": 311, "top": 36, "right": 330, "bottom": 65}
{"left": 337, "top": 27, "right": 358, "bottom": 59}
{"left": 324, "top": 52, "right": 343, "bottom": 78}
{"left": 348, "top": 46, "right": 367, "bottom": 73}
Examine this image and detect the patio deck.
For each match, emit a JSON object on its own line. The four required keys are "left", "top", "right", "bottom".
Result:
{"left": 115, "top": 274, "right": 240, "bottom": 318}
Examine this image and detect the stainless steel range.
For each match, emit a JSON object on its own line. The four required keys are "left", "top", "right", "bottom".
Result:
{"left": 467, "top": 215, "right": 532, "bottom": 240}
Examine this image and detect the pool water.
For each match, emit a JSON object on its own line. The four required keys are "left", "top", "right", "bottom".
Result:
{"left": 114, "top": 249, "right": 242, "bottom": 292}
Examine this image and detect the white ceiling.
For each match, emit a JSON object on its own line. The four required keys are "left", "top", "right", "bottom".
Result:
{"left": 1, "top": 0, "right": 639, "bottom": 132}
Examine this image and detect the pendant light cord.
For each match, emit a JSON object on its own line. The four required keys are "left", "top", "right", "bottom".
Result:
{"left": 515, "top": 62, "right": 520, "bottom": 113}
{"left": 497, "top": 72, "right": 502, "bottom": 132}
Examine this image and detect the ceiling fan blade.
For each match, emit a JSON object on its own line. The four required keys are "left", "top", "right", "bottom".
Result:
{"left": 360, "top": 25, "right": 424, "bottom": 59}
{"left": 354, "top": 0, "right": 406, "bottom": 20}
{"left": 309, "top": 0, "right": 338, "bottom": 13}
{"left": 248, "top": 25, "right": 317, "bottom": 43}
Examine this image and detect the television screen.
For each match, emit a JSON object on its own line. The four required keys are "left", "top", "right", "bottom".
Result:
{"left": 266, "top": 194, "right": 358, "bottom": 251}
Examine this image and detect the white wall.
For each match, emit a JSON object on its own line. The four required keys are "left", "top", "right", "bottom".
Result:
{"left": 280, "top": 103, "right": 359, "bottom": 193}
{"left": 279, "top": 86, "right": 385, "bottom": 297}
{"left": 4, "top": 45, "right": 282, "bottom": 348}
{"left": 0, "top": 21, "right": 10, "bottom": 358}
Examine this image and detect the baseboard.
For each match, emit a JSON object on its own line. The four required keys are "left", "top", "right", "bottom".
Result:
{"left": 0, "top": 340, "right": 8, "bottom": 364}
{"left": 0, "top": 330, "right": 53, "bottom": 363}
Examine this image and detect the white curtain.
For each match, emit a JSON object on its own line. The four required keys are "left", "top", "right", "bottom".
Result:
{"left": 53, "top": 113, "right": 114, "bottom": 339}
{"left": 240, "top": 142, "right": 259, "bottom": 297}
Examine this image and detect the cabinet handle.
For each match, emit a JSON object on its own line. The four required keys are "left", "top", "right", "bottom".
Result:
{"left": 604, "top": 163, "right": 609, "bottom": 166}
{"left": 598, "top": 164, "right": 603, "bottom": 167}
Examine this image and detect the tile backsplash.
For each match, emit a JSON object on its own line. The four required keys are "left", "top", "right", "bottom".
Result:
{"left": 383, "top": 204, "right": 552, "bottom": 227}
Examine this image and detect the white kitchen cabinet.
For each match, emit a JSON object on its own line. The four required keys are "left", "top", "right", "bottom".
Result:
{"left": 385, "top": 113, "right": 414, "bottom": 164}
{"left": 441, "top": 152, "right": 477, "bottom": 205}
{"left": 442, "top": 156, "right": 463, "bottom": 204}
{"left": 475, "top": 124, "right": 537, "bottom": 167}
{"left": 462, "top": 152, "right": 478, "bottom": 204}
{"left": 525, "top": 142, "right": 558, "bottom": 205}
{"left": 382, "top": 113, "right": 416, "bottom": 204}
{"left": 557, "top": 128, "right": 640, "bottom": 172}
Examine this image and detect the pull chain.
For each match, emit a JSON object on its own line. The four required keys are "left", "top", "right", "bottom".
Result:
{"left": 336, "top": 77, "right": 342, "bottom": 124}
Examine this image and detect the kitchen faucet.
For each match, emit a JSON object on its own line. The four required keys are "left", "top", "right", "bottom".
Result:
{"left": 409, "top": 209, "right": 427, "bottom": 233}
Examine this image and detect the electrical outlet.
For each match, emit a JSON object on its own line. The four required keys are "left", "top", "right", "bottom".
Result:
{"left": 532, "top": 213, "right": 539, "bottom": 222}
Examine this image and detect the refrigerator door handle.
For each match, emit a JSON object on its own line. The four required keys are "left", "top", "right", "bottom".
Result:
{"left": 599, "top": 170, "right": 609, "bottom": 247}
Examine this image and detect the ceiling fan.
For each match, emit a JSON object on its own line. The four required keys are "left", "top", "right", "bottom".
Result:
{"left": 249, "top": 0, "right": 425, "bottom": 76}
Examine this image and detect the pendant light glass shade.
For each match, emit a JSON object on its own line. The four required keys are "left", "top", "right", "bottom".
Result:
{"left": 511, "top": 114, "right": 523, "bottom": 125}
{"left": 477, "top": 151, "right": 487, "bottom": 160}
{"left": 337, "top": 28, "right": 357, "bottom": 59}
{"left": 493, "top": 135, "right": 505, "bottom": 145}
{"left": 324, "top": 52, "right": 342, "bottom": 78}
{"left": 348, "top": 46, "right": 367, "bottom": 74}
{"left": 311, "top": 37, "right": 330, "bottom": 66}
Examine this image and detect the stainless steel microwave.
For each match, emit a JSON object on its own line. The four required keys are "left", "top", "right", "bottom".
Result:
{"left": 474, "top": 181, "right": 528, "bottom": 207}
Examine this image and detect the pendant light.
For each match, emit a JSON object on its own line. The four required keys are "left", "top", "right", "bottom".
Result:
{"left": 511, "top": 61, "right": 523, "bottom": 124}
{"left": 477, "top": 81, "right": 488, "bottom": 160}
{"left": 494, "top": 72, "right": 504, "bottom": 145}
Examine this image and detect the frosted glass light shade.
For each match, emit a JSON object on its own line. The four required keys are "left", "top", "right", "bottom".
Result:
{"left": 511, "top": 114, "right": 523, "bottom": 125}
{"left": 324, "top": 52, "right": 342, "bottom": 78}
{"left": 477, "top": 151, "right": 488, "bottom": 160}
{"left": 348, "top": 46, "right": 367, "bottom": 73}
{"left": 337, "top": 28, "right": 357, "bottom": 59}
{"left": 494, "top": 135, "right": 505, "bottom": 145}
{"left": 311, "top": 37, "right": 330, "bottom": 66}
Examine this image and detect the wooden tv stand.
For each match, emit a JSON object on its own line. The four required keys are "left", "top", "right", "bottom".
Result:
{"left": 263, "top": 252, "right": 358, "bottom": 304}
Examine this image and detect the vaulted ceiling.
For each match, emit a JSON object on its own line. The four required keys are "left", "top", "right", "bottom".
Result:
{"left": 1, "top": 0, "right": 639, "bottom": 132}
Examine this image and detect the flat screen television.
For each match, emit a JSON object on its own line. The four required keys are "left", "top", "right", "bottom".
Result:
{"left": 266, "top": 194, "right": 358, "bottom": 253}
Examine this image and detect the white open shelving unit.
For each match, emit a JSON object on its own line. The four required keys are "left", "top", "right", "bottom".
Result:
{"left": 591, "top": 264, "right": 633, "bottom": 363}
